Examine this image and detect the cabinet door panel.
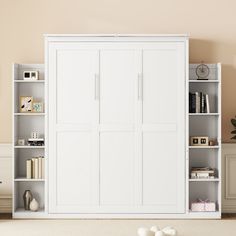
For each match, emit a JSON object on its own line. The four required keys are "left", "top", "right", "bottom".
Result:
{"left": 100, "top": 50, "right": 137, "bottom": 124}
{"left": 141, "top": 43, "right": 185, "bottom": 213}
{"left": 143, "top": 49, "right": 178, "bottom": 124}
{"left": 57, "top": 50, "right": 98, "bottom": 124}
{"left": 100, "top": 132, "right": 135, "bottom": 206}
{"left": 56, "top": 131, "right": 93, "bottom": 206}
{"left": 143, "top": 132, "right": 179, "bottom": 205}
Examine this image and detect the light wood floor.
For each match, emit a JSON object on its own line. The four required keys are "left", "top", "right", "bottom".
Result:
{"left": 0, "top": 214, "right": 236, "bottom": 236}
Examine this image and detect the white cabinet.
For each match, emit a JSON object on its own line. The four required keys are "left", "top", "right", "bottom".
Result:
{"left": 46, "top": 35, "right": 188, "bottom": 216}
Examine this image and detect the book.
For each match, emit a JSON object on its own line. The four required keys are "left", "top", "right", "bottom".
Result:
{"left": 32, "top": 158, "right": 36, "bottom": 178}
{"left": 42, "top": 157, "right": 45, "bottom": 179}
{"left": 34, "top": 158, "right": 39, "bottom": 179}
{"left": 26, "top": 159, "right": 32, "bottom": 179}
{"left": 206, "top": 94, "right": 210, "bottom": 113}
{"left": 38, "top": 157, "right": 42, "bottom": 179}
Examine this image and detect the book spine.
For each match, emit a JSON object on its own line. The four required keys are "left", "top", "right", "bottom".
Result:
{"left": 42, "top": 157, "right": 45, "bottom": 179}
{"left": 35, "top": 158, "right": 39, "bottom": 179}
{"left": 192, "top": 93, "right": 196, "bottom": 113}
{"left": 189, "top": 93, "right": 192, "bottom": 113}
{"left": 38, "top": 157, "right": 42, "bottom": 179}
{"left": 26, "top": 159, "right": 32, "bottom": 179}
{"left": 195, "top": 92, "right": 200, "bottom": 113}
{"left": 200, "top": 92, "right": 202, "bottom": 113}
{"left": 32, "top": 158, "right": 35, "bottom": 178}
{"left": 206, "top": 94, "right": 210, "bottom": 113}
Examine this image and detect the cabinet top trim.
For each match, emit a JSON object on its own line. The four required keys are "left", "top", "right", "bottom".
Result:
{"left": 44, "top": 34, "right": 189, "bottom": 41}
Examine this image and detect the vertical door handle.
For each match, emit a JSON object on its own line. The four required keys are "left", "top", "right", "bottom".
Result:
{"left": 138, "top": 73, "right": 143, "bottom": 100}
{"left": 94, "top": 74, "right": 100, "bottom": 100}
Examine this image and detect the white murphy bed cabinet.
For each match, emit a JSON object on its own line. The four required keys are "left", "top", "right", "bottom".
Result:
{"left": 12, "top": 35, "right": 221, "bottom": 218}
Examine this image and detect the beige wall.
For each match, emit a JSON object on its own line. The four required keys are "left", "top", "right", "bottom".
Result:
{"left": 0, "top": 0, "right": 236, "bottom": 142}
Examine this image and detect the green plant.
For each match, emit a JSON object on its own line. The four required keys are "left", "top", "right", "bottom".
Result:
{"left": 231, "top": 117, "right": 236, "bottom": 139}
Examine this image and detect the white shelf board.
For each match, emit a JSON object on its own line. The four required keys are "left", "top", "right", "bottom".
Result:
{"left": 14, "top": 178, "right": 45, "bottom": 182}
{"left": 14, "top": 80, "right": 45, "bottom": 83}
{"left": 189, "top": 146, "right": 219, "bottom": 149}
{"left": 189, "top": 178, "right": 220, "bottom": 182}
{"left": 188, "top": 211, "right": 221, "bottom": 218}
{"left": 13, "top": 208, "right": 46, "bottom": 218}
{"left": 189, "top": 80, "right": 220, "bottom": 83}
{"left": 189, "top": 113, "right": 219, "bottom": 116}
{"left": 14, "top": 145, "right": 45, "bottom": 149}
{"left": 14, "top": 113, "right": 45, "bottom": 116}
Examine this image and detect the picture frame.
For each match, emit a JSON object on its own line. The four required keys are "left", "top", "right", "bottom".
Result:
{"left": 32, "top": 102, "right": 43, "bottom": 113}
{"left": 23, "top": 71, "right": 39, "bottom": 80}
{"left": 190, "top": 136, "right": 209, "bottom": 146}
{"left": 20, "top": 96, "right": 33, "bottom": 112}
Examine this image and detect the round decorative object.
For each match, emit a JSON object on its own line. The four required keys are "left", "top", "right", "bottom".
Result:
{"left": 29, "top": 198, "right": 39, "bottom": 212}
{"left": 196, "top": 63, "right": 209, "bottom": 80}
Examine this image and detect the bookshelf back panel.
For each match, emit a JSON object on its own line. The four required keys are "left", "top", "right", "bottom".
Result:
{"left": 189, "top": 83, "right": 219, "bottom": 113}
{"left": 15, "top": 182, "right": 45, "bottom": 209}
{"left": 189, "top": 182, "right": 219, "bottom": 207}
{"left": 15, "top": 83, "right": 44, "bottom": 113}
{"left": 189, "top": 149, "right": 219, "bottom": 176}
{"left": 15, "top": 64, "right": 45, "bottom": 81}
{"left": 189, "top": 64, "right": 219, "bottom": 81}
{"left": 15, "top": 149, "right": 45, "bottom": 178}
{"left": 14, "top": 116, "right": 45, "bottom": 143}
{"left": 189, "top": 116, "right": 219, "bottom": 140}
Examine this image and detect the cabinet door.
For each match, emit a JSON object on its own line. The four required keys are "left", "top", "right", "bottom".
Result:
{"left": 98, "top": 48, "right": 140, "bottom": 211}
{"left": 48, "top": 44, "right": 99, "bottom": 213}
{"left": 141, "top": 42, "right": 186, "bottom": 213}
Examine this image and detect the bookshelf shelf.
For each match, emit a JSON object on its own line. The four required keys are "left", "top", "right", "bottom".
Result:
{"left": 14, "top": 80, "right": 45, "bottom": 83}
{"left": 189, "top": 80, "right": 219, "bottom": 83}
{"left": 188, "top": 63, "right": 221, "bottom": 216}
{"left": 189, "top": 146, "right": 219, "bottom": 149}
{"left": 13, "top": 64, "right": 46, "bottom": 218}
{"left": 189, "top": 113, "right": 219, "bottom": 116}
{"left": 14, "top": 145, "right": 45, "bottom": 149}
{"left": 14, "top": 178, "right": 45, "bottom": 182}
{"left": 14, "top": 113, "right": 45, "bottom": 116}
{"left": 189, "top": 178, "right": 220, "bottom": 182}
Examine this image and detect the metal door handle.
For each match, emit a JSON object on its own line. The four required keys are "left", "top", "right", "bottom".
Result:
{"left": 138, "top": 73, "right": 143, "bottom": 100}
{"left": 94, "top": 74, "right": 100, "bottom": 100}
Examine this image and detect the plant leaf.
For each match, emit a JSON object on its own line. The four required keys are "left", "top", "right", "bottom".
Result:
{"left": 231, "top": 130, "right": 236, "bottom": 134}
{"left": 231, "top": 119, "right": 236, "bottom": 127}
{"left": 231, "top": 135, "right": 236, "bottom": 139}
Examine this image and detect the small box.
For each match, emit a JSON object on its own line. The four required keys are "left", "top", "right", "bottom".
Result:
{"left": 205, "top": 202, "right": 216, "bottom": 212}
{"left": 191, "top": 202, "right": 205, "bottom": 212}
{"left": 191, "top": 200, "right": 216, "bottom": 212}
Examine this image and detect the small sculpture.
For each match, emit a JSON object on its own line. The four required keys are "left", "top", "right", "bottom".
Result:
{"left": 29, "top": 198, "right": 39, "bottom": 212}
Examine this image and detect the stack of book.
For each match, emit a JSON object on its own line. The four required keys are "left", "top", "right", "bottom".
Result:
{"left": 190, "top": 167, "right": 215, "bottom": 179}
{"left": 189, "top": 92, "right": 210, "bottom": 113}
{"left": 26, "top": 156, "right": 45, "bottom": 179}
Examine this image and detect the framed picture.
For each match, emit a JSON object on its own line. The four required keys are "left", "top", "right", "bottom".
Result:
{"left": 20, "top": 96, "right": 33, "bottom": 112}
{"left": 23, "top": 71, "right": 39, "bottom": 80}
{"left": 190, "top": 136, "right": 209, "bottom": 146}
{"left": 32, "top": 102, "right": 43, "bottom": 113}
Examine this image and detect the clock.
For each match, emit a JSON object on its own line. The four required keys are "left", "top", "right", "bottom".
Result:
{"left": 196, "top": 63, "right": 209, "bottom": 80}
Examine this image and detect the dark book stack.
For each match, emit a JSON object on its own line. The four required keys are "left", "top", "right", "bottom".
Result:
{"left": 189, "top": 92, "right": 210, "bottom": 113}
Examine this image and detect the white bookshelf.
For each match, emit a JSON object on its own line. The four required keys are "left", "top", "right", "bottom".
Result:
{"left": 12, "top": 64, "right": 46, "bottom": 218}
{"left": 188, "top": 63, "right": 221, "bottom": 218}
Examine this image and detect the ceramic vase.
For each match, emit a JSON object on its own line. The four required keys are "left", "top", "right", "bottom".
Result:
{"left": 23, "top": 190, "right": 33, "bottom": 210}
{"left": 29, "top": 198, "right": 39, "bottom": 212}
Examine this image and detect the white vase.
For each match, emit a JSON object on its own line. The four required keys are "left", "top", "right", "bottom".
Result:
{"left": 29, "top": 198, "right": 39, "bottom": 212}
